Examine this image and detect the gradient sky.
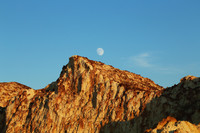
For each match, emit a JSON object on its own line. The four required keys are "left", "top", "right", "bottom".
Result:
{"left": 1, "top": 0, "right": 200, "bottom": 89}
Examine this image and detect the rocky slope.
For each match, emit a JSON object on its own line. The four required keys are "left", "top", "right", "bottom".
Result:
{"left": 0, "top": 82, "right": 32, "bottom": 107}
{"left": 145, "top": 76, "right": 200, "bottom": 133}
{"left": 0, "top": 82, "right": 34, "bottom": 132}
{"left": 101, "top": 75, "right": 200, "bottom": 132}
{"left": 0, "top": 55, "right": 199, "bottom": 133}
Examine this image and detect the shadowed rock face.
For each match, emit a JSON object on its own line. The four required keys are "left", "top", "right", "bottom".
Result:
{"left": 145, "top": 76, "right": 200, "bottom": 133}
{"left": 100, "top": 76, "right": 200, "bottom": 133}
{"left": 0, "top": 56, "right": 199, "bottom": 133}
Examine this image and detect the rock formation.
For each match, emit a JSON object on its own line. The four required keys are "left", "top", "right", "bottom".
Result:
{"left": 101, "top": 75, "right": 200, "bottom": 132}
{"left": 0, "top": 82, "right": 33, "bottom": 132}
{"left": 0, "top": 55, "right": 199, "bottom": 133}
{"left": 0, "top": 82, "right": 32, "bottom": 107}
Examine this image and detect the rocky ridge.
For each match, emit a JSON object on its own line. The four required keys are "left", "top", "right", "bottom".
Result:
{"left": 0, "top": 55, "right": 199, "bottom": 133}
{"left": 100, "top": 75, "right": 200, "bottom": 132}
{"left": 0, "top": 82, "right": 32, "bottom": 107}
{"left": 145, "top": 76, "right": 200, "bottom": 133}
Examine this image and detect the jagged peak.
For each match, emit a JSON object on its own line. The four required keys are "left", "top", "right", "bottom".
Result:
{"left": 60, "top": 55, "right": 95, "bottom": 77}
{"left": 68, "top": 55, "right": 110, "bottom": 69}
{"left": 56, "top": 55, "right": 163, "bottom": 93}
{"left": 1, "top": 56, "right": 199, "bottom": 133}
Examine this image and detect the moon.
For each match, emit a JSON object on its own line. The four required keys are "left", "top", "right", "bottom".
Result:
{"left": 97, "top": 48, "right": 104, "bottom": 56}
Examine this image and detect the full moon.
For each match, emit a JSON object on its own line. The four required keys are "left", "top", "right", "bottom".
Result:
{"left": 97, "top": 48, "right": 104, "bottom": 56}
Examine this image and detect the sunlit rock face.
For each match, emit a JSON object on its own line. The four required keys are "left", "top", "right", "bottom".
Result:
{"left": 0, "top": 56, "right": 199, "bottom": 133}
{"left": 146, "top": 116, "right": 200, "bottom": 133}
{"left": 0, "top": 82, "right": 34, "bottom": 132}
{"left": 0, "top": 82, "right": 32, "bottom": 107}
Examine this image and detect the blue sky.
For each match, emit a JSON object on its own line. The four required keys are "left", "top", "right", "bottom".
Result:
{"left": 0, "top": 0, "right": 200, "bottom": 89}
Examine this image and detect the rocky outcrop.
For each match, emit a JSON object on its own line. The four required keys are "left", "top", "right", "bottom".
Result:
{"left": 1, "top": 55, "right": 163, "bottom": 132}
{"left": 142, "top": 76, "right": 200, "bottom": 132}
{"left": 146, "top": 116, "right": 200, "bottom": 133}
{"left": 0, "top": 55, "right": 199, "bottom": 133}
{"left": 101, "top": 76, "right": 200, "bottom": 132}
{"left": 0, "top": 82, "right": 34, "bottom": 132}
{"left": 0, "top": 82, "right": 32, "bottom": 107}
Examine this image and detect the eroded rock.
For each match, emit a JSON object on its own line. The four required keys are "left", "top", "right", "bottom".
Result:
{"left": 0, "top": 56, "right": 199, "bottom": 133}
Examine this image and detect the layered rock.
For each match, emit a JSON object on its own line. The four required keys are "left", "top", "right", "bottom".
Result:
{"left": 0, "top": 55, "right": 199, "bottom": 133}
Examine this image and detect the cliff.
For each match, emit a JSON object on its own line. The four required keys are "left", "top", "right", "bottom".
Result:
{"left": 0, "top": 55, "right": 199, "bottom": 133}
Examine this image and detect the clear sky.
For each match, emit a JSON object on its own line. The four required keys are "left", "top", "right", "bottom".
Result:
{"left": 1, "top": 0, "right": 200, "bottom": 89}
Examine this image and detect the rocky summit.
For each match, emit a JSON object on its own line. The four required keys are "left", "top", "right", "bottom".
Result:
{"left": 0, "top": 55, "right": 199, "bottom": 133}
